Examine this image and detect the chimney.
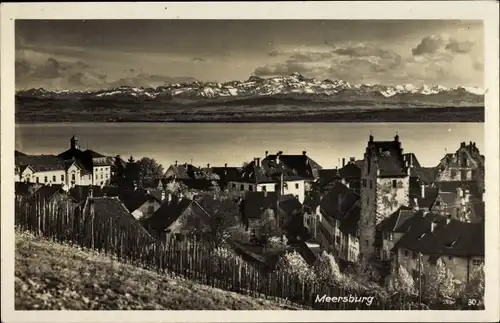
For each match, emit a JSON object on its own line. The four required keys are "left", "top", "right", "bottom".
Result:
{"left": 394, "top": 134, "right": 399, "bottom": 142}
{"left": 265, "top": 151, "right": 269, "bottom": 157}
{"left": 369, "top": 134, "right": 374, "bottom": 143}
{"left": 302, "top": 150, "right": 307, "bottom": 156}
{"left": 349, "top": 157, "right": 355, "bottom": 163}
{"left": 256, "top": 158, "right": 260, "bottom": 167}
{"left": 161, "top": 190, "right": 166, "bottom": 201}
{"left": 430, "top": 221, "right": 437, "bottom": 232}
{"left": 175, "top": 160, "right": 178, "bottom": 166}
{"left": 276, "top": 154, "right": 280, "bottom": 164}
{"left": 342, "top": 158, "right": 345, "bottom": 167}
{"left": 421, "top": 183, "right": 425, "bottom": 198}
{"left": 207, "top": 163, "right": 210, "bottom": 169}
{"left": 224, "top": 163, "right": 228, "bottom": 168}
{"left": 464, "top": 189, "right": 470, "bottom": 203}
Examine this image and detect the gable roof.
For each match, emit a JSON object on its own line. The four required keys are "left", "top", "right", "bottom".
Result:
{"left": 393, "top": 212, "right": 484, "bottom": 257}
{"left": 262, "top": 153, "right": 322, "bottom": 180}
{"left": 16, "top": 154, "right": 67, "bottom": 172}
{"left": 84, "top": 197, "right": 155, "bottom": 242}
{"left": 377, "top": 206, "right": 416, "bottom": 232}
{"left": 262, "top": 152, "right": 323, "bottom": 179}
{"left": 319, "top": 182, "right": 360, "bottom": 222}
{"left": 84, "top": 149, "right": 106, "bottom": 158}
{"left": 118, "top": 188, "right": 162, "bottom": 213}
{"left": 32, "top": 185, "right": 66, "bottom": 202}
{"left": 366, "top": 140, "right": 408, "bottom": 177}
{"left": 416, "top": 167, "right": 438, "bottom": 184}
{"left": 165, "top": 163, "right": 202, "bottom": 180}
{"left": 237, "top": 160, "right": 275, "bottom": 184}
{"left": 339, "top": 162, "right": 362, "bottom": 179}
{"left": 278, "top": 194, "right": 303, "bottom": 218}
{"left": 144, "top": 195, "right": 194, "bottom": 234}
{"left": 208, "top": 166, "right": 242, "bottom": 183}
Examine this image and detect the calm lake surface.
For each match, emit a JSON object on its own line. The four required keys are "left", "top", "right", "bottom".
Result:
{"left": 15, "top": 123, "right": 484, "bottom": 169}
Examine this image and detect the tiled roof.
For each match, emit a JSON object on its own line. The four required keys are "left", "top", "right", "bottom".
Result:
{"left": 68, "top": 185, "right": 121, "bottom": 203}
{"left": 393, "top": 212, "right": 484, "bottom": 257}
{"left": 165, "top": 164, "right": 202, "bottom": 180}
{"left": 338, "top": 162, "right": 362, "bottom": 179}
{"left": 377, "top": 206, "right": 416, "bottom": 232}
{"left": 178, "top": 178, "right": 215, "bottom": 191}
{"left": 32, "top": 185, "right": 66, "bottom": 202}
{"left": 416, "top": 167, "right": 438, "bottom": 184}
{"left": 319, "top": 182, "right": 360, "bottom": 222}
{"left": 318, "top": 169, "right": 339, "bottom": 186}
{"left": 144, "top": 195, "right": 194, "bottom": 234}
{"left": 208, "top": 166, "right": 242, "bottom": 184}
{"left": 84, "top": 197, "right": 154, "bottom": 242}
{"left": 262, "top": 153, "right": 322, "bottom": 181}
{"left": 16, "top": 155, "right": 67, "bottom": 172}
{"left": 366, "top": 141, "right": 408, "bottom": 177}
{"left": 118, "top": 188, "right": 162, "bottom": 213}
{"left": 237, "top": 160, "right": 274, "bottom": 184}
{"left": 84, "top": 149, "right": 106, "bottom": 158}
{"left": 339, "top": 203, "right": 361, "bottom": 237}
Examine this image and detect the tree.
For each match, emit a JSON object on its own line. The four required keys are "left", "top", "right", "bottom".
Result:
{"left": 257, "top": 208, "right": 282, "bottom": 245}
{"left": 165, "top": 180, "right": 191, "bottom": 197}
{"left": 463, "top": 264, "right": 484, "bottom": 301}
{"left": 277, "top": 250, "right": 316, "bottom": 284}
{"left": 315, "top": 251, "right": 342, "bottom": 285}
{"left": 387, "top": 265, "right": 416, "bottom": 295}
{"left": 136, "top": 157, "right": 164, "bottom": 188}
{"left": 110, "top": 155, "right": 127, "bottom": 187}
{"left": 423, "top": 258, "right": 456, "bottom": 302}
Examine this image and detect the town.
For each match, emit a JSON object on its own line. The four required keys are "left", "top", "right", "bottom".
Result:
{"left": 14, "top": 134, "right": 485, "bottom": 309}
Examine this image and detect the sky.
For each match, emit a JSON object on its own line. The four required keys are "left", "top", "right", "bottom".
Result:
{"left": 15, "top": 20, "right": 484, "bottom": 90}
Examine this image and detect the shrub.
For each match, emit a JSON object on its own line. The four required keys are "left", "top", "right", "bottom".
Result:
{"left": 463, "top": 264, "right": 485, "bottom": 302}
{"left": 423, "top": 258, "right": 456, "bottom": 302}
{"left": 387, "top": 265, "right": 416, "bottom": 295}
{"left": 314, "top": 251, "right": 342, "bottom": 285}
{"left": 276, "top": 251, "right": 316, "bottom": 284}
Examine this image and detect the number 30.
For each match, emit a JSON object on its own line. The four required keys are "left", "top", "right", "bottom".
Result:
{"left": 468, "top": 299, "right": 477, "bottom": 306}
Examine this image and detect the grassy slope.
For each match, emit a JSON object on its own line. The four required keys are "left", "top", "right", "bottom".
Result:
{"left": 15, "top": 232, "right": 300, "bottom": 310}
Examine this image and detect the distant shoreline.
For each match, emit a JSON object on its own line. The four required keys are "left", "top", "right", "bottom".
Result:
{"left": 15, "top": 106, "right": 485, "bottom": 123}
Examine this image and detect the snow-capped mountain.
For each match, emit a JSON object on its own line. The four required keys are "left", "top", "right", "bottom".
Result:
{"left": 15, "top": 73, "right": 484, "bottom": 103}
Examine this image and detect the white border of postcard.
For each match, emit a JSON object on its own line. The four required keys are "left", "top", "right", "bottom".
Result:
{"left": 1, "top": 1, "right": 499, "bottom": 322}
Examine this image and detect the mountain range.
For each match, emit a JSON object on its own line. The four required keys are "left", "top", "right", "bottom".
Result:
{"left": 16, "top": 72, "right": 484, "bottom": 106}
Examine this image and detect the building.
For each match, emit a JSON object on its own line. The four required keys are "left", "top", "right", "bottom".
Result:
{"left": 204, "top": 163, "right": 242, "bottom": 190}
{"left": 16, "top": 155, "right": 68, "bottom": 185}
{"left": 58, "top": 136, "right": 113, "bottom": 186}
{"left": 144, "top": 194, "right": 238, "bottom": 242}
{"left": 228, "top": 154, "right": 308, "bottom": 203}
{"left": 164, "top": 161, "right": 204, "bottom": 180}
{"left": 392, "top": 211, "right": 484, "bottom": 285}
{"left": 358, "top": 134, "right": 411, "bottom": 262}
{"left": 435, "top": 141, "right": 485, "bottom": 193}
{"left": 304, "top": 182, "right": 361, "bottom": 263}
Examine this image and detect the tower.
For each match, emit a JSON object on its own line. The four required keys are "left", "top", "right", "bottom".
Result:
{"left": 358, "top": 134, "right": 410, "bottom": 262}
{"left": 70, "top": 135, "right": 79, "bottom": 150}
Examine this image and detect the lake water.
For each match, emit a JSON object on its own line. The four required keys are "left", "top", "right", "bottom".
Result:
{"left": 15, "top": 123, "right": 484, "bottom": 169}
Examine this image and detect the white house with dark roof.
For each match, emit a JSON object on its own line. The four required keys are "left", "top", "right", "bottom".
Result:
{"left": 391, "top": 211, "right": 484, "bottom": 285}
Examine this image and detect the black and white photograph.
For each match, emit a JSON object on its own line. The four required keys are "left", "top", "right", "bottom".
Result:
{"left": 1, "top": 2, "right": 499, "bottom": 322}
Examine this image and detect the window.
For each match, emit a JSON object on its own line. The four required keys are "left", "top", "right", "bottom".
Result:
{"left": 240, "top": 184, "right": 244, "bottom": 190}
{"left": 369, "top": 180, "right": 373, "bottom": 189}
{"left": 362, "top": 179, "right": 367, "bottom": 187}
{"left": 448, "top": 256, "right": 453, "bottom": 260}
{"left": 147, "top": 205, "right": 155, "bottom": 215}
{"left": 472, "top": 259, "right": 484, "bottom": 266}
{"left": 61, "top": 175, "right": 64, "bottom": 182}
{"left": 404, "top": 249, "right": 409, "bottom": 257}
{"left": 100, "top": 174, "right": 103, "bottom": 179}
{"left": 52, "top": 175, "right": 56, "bottom": 182}
{"left": 295, "top": 183, "right": 299, "bottom": 189}
{"left": 106, "top": 173, "right": 109, "bottom": 179}
{"left": 232, "top": 183, "right": 236, "bottom": 190}
{"left": 36, "top": 177, "right": 39, "bottom": 183}
{"left": 249, "top": 185, "right": 253, "bottom": 191}
{"left": 44, "top": 176, "right": 48, "bottom": 183}
{"left": 336, "top": 235, "right": 341, "bottom": 245}
{"left": 365, "top": 239, "right": 369, "bottom": 247}
{"left": 72, "top": 174, "right": 76, "bottom": 181}
{"left": 375, "top": 248, "right": 381, "bottom": 259}
{"left": 262, "top": 185, "right": 266, "bottom": 192}
{"left": 392, "top": 180, "right": 397, "bottom": 188}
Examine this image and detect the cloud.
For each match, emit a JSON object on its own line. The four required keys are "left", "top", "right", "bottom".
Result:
{"left": 67, "top": 72, "right": 107, "bottom": 87}
{"left": 445, "top": 38, "right": 475, "bottom": 54}
{"left": 192, "top": 57, "right": 206, "bottom": 62}
{"left": 412, "top": 35, "right": 445, "bottom": 56}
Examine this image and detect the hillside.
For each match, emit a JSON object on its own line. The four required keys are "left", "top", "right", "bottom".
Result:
{"left": 14, "top": 232, "right": 301, "bottom": 310}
